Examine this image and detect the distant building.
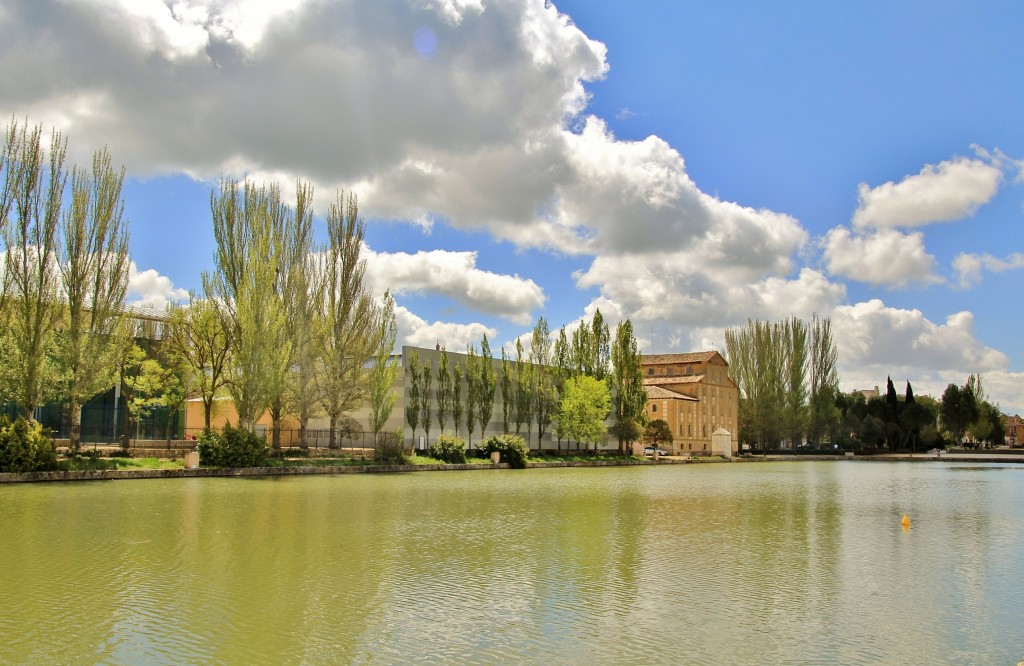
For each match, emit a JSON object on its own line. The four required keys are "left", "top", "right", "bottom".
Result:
{"left": 1006, "top": 414, "right": 1024, "bottom": 448}
{"left": 640, "top": 351, "right": 738, "bottom": 454}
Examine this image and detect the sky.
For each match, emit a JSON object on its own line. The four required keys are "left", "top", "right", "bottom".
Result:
{"left": 1, "top": 0, "right": 1022, "bottom": 414}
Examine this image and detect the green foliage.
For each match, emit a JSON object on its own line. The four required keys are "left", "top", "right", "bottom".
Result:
{"left": 196, "top": 425, "right": 268, "bottom": 467}
{"left": 428, "top": 433, "right": 468, "bottom": 464}
{"left": 555, "top": 374, "right": 611, "bottom": 451}
{"left": 375, "top": 429, "right": 409, "bottom": 465}
{"left": 611, "top": 318, "right": 647, "bottom": 453}
{"left": 482, "top": 434, "right": 530, "bottom": 469}
{"left": 0, "top": 416, "right": 58, "bottom": 473}
{"left": 643, "top": 419, "right": 673, "bottom": 446}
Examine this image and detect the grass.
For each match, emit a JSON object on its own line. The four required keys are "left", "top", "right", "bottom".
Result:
{"left": 59, "top": 456, "right": 184, "bottom": 471}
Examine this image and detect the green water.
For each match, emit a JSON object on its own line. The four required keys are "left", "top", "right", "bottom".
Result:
{"left": 2, "top": 462, "right": 1023, "bottom": 664}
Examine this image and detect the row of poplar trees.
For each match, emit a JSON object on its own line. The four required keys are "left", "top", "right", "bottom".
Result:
{"left": 0, "top": 118, "right": 397, "bottom": 451}
{"left": 403, "top": 310, "right": 648, "bottom": 454}
{"left": 0, "top": 120, "right": 133, "bottom": 452}
{"left": 725, "top": 315, "right": 839, "bottom": 450}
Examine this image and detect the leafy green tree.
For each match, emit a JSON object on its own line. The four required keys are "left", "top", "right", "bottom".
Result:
{"left": 782, "top": 317, "right": 808, "bottom": 448}
{"left": 1, "top": 120, "right": 67, "bottom": 418}
{"left": 531, "top": 317, "right": 556, "bottom": 449}
{"left": 282, "top": 181, "right": 323, "bottom": 449}
{"left": 513, "top": 337, "right": 533, "bottom": 441}
{"left": 478, "top": 334, "right": 497, "bottom": 442}
{"left": 464, "top": 344, "right": 478, "bottom": 447}
{"left": 807, "top": 314, "right": 839, "bottom": 445}
{"left": 418, "top": 359, "right": 433, "bottom": 444}
{"left": 940, "top": 382, "right": 979, "bottom": 446}
{"left": 204, "top": 179, "right": 290, "bottom": 432}
{"left": 367, "top": 292, "right": 399, "bottom": 445}
{"left": 610, "top": 319, "right": 647, "bottom": 455}
{"left": 54, "top": 147, "right": 132, "bottom": 452}
{"left": 643, "top": 419, "right": 673, "bottom": 448}
{"left": 317, "top": 191, "right": 380, "bottom": 447}
{"left": 500, "top": 347, "right": 513, "bottom": 433}
{"left": 451, "top": 360, "right": 464, "bottom": 438}
{"left": 405, "top": 350, "right": 421, "bottom": 446}
{"left": 165, "top": 294, "right": 232, "bottom": 430}
{"left": 555, "top": 374, "right": 611, "bottom": 453}
{"left": 436, "top": 346, "right": 453, "bottom": 435}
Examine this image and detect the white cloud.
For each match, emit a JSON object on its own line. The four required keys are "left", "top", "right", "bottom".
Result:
{"left": 832, "top": 299, "right": 1006, "bottom": 375}
{"left": 952, "top": 252, "right": 1024, "bottom": 289}
{"left": 394, "top": 304, "right": 495, "bottom": 351}
{"left": 852, "top": 156, "right": 1002, "bottom": 230}
{"left": 364, "top": 247, "right": 545, "bottom": 325}
{"left": 822, "top": 227, "right": 941, "bottom": 287}
{"left": 127, "top": 261, "right": 189, "bottom": 310}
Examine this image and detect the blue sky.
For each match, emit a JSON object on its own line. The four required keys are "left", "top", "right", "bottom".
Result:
{"left": 2, "top": 0, "right": 1021, "bottom": 413}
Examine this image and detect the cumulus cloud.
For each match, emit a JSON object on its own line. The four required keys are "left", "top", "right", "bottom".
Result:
{"left": 822, "top": 227, "right": 941, "bottom": 288}
{"left": 363, "top": 247, "right": 545, "bottom": 325}
{"left": 126, "top": 261, "right": 190, "bottom": 309}
{"left": 394, "top": 304, "right": 495, "bottom": 351}
{"left": 852, "top": 156, "right": 1002, "bottom": 230}
{"left": 952, "top": 252, "right": 1024, "bottom": 289}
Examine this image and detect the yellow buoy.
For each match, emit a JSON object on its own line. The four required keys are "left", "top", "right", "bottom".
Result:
{"left": 901, "top": 514, "right": 911, "bottom": 528}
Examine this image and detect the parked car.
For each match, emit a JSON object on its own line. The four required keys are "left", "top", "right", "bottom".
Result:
{"left": 643, "top": 446, "right": 669, "bottom": 457}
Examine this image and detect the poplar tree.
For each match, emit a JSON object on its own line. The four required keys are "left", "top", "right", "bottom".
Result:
{"left": 782, "top": 317, "right": 808, "bottom": 448}
{"left": 281, "top": 181, "right": 323, "bottom": 448}
{"left": 54, "top": 147, "right": 132, "bottom": 451}
{"left": 317, "top": 192, "right": 379, "bottom": 448}
{"left": 464, "top": 343, "right": 479, "bottom": 447}
{"left": 478, "top": 333, "right": 497, "bottom": 442}
{"left": 531, "top": 317, "right": 556, "bottom": 448}
{"left": 514, "top": 337, "right": 533, "bottom": 440}
{"left": 500, "top": 347, "right": 513, "bottom": 433}
{"left": 204, "top": 179, "right": 291, "bottom": 431}
{"left": 418, "top": 359, "right": 433, "bottom": 445}
{"left": 807, "top": 314, "right": 839, "bottom": 446}
{"left": 452, "top": 360, "right": 464, "bottom": 438}
{"left": 610, "top": 319, "right": 647, "bottom": 455}
{"left": 0, "top": 120, "right": 67, "bottom": 418}
{"left": 405, "top": 350, "right": 421, "bottom": 446}
{"left": 367, "top": 292, "right": 399, "bottom": 444}
{"left": 436, "top": 346, "right": 453, "bottom": 435}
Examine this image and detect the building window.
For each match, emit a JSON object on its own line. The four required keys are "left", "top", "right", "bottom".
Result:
{"left": 648, "top": 368, "right": 654, "bottom": 375}
{"left": 652, "top": 404, "right": 657, "bottom": 413}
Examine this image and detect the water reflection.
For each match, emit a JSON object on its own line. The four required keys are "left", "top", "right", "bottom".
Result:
{"left": 2, "top": 462, "right": 1023, "bottom": 664}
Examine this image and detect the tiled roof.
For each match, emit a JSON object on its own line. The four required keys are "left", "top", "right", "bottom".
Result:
{"left": 644, "top": 375, "right": 705, "bottom": 387}
{"left": 641, "top": 351, "right": 722, "bottom": 365}
{"left": 647, "top": 385, "right": 699, "bottom": 401}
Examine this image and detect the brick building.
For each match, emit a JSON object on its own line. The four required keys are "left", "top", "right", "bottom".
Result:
{"left": 641, "top": 351, "right": 738, "bottom": 454}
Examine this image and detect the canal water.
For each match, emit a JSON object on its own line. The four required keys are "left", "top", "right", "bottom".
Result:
{"left": 2, "top": 462, "right": 1023, "bottom": 664}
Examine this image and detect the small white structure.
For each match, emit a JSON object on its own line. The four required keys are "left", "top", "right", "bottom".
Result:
{"left": 711, "top": 428, "right": 733, "bottom": 458}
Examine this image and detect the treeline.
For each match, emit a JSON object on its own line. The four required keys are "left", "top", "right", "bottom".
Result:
{"left": 725, "top": 315, "right": 839, "bottom": 451}
{"left": 0, "top": 118, "right": 397, "bottom": 455}
{"left": 405, "top": 311, "right": 648, "bottom": 454}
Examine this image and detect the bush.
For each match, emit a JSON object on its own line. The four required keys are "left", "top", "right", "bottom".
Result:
{"left": 197, "top": 426, "right": 268, "bottom": 467}
{"left": 374, "top": 429, "right": 409, "bottom": 465}
{"left": 482, "top": 434, "right": 530, "bottom": 469}
{"left": 0, "top": 416, "right": 58, "bottom": 473}
{"left": 428, "top": 434, "right": 467, "bottom": 464}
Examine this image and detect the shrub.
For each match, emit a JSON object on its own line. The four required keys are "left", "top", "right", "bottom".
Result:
{"left": 428, "top": 433, "right": 467, "bottom": 464}
{"left": 482, "top": 434, "right": 530, "bottom": 469}
{"left": 197, "top": 426, "right": 268, "bottom": 467}
{"left": 0, "top": 416, "right": 59, "bottom": 473}
{"left": 375, "top": 428, "right": 409, "bottom": 465}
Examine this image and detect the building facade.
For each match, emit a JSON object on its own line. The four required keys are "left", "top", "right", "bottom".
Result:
{"left": 641, "top": 351, "right": 738, "bottom": 454}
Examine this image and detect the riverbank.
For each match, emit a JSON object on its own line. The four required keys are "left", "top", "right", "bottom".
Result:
{"left": 0, "top": 456, "right": 698, "bottom": 483}
{"left": 6, "top": 450, "right": 1023, "bottom": 483}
